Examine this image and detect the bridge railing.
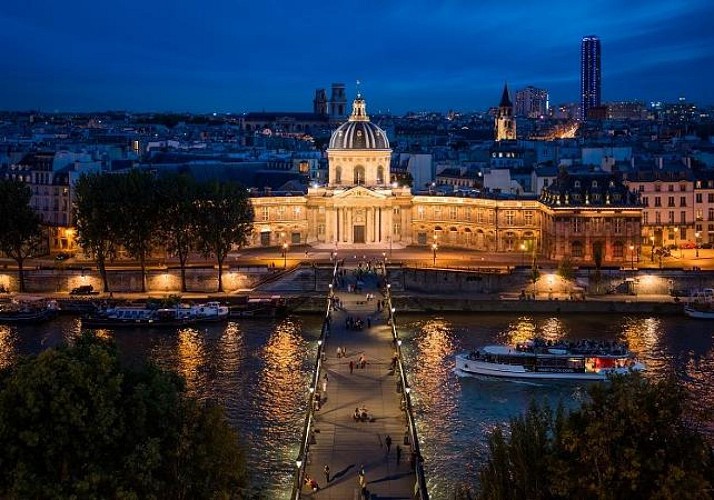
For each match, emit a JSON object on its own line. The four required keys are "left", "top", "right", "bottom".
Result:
{"left": 291, "top": 259, "right": 339, "bottom": 499}
{"left": 382, "top": 262, "right": 430, "bottom": 500}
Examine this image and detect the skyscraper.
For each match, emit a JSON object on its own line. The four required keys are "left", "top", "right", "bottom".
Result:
{"left": 580, "top": 35, "right": 601, "bottom": 120}
{"left": 515, "top": 86, "right": 549, "bottom": 118}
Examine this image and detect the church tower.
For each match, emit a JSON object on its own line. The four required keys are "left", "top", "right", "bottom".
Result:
{"left": 495, "top": 83, "right": 516, "bottom": 141}
{"left": 313, "top": 88, "right": 328, "bottom": 116}
{"left": 329, "top": 83, "right": 347, "bottom": 120}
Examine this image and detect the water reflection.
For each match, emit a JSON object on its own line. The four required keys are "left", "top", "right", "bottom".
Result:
{"left": 402, "top": 313, "right": 714, "bottom": 500}
{"left": 0, "top": 325, "right": 17, "bottom": 370}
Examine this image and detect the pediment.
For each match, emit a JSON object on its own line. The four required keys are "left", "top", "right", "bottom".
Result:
{"left": 333, "top": 186, "right": 388, "bottom": 200}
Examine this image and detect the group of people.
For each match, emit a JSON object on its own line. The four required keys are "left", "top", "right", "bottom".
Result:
{"left": 345, "top": 315, "right": 365, "bottom": 330}
{"left": 353, "top": 406, "right": 370, "bottom": 422}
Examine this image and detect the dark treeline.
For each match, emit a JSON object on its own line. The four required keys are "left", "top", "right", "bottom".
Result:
{"left": 458, "top": 373, "right": 714, "bottom": 500}
{"left": 0, "top": 332, "right": 248, "bottom": 498}
{"left": 73, "top": 170, "right": 253, "bottom": 293}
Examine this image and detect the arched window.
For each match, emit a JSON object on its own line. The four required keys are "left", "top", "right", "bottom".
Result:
{"left": 335, "top": 166, "right": 342, "bottom": 184}
{"left": 354, "top": 165, "right": 365, "bottom": 185}
{"left": 377, "top": 166, "right": 384, "bottom": 184}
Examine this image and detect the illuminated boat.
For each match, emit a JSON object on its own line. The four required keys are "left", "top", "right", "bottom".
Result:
{"left": 455, "top": 339, "right": 644, "bottom": 381}
{"left": 81, "top": 301, "right": 228, "bottom": 328}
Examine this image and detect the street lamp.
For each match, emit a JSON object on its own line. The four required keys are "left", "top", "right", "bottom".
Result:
{"left": 520, "top": 242, "right": 526, "bottom": 266}
{"left": 650, "top": 235, "right": 655, "bottom": 262}
{"left": 431, "top": 242, "right": 438, "bottom": 267}
{"left": 696, "top": 231, "right": 701, "bottom": 258}
{"left": 282, "top": 242, "right": 289, "bottom": 269}
{"left": 673, "top": 227, "right": 679, "bottom": 258}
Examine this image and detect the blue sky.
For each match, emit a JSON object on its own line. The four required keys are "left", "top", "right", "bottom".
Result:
{"left": 1, "top": 0, "right": 712, "bottom": 114}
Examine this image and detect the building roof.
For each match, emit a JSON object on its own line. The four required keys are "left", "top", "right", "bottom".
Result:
{"left": 328, "top": 95, "right": 390, "bottom": 150}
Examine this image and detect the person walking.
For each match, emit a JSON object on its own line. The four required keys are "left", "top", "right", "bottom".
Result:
{"left": 323, "top": 464, "right": 330, "bottom": 484}
{"left": 358, "top": 467, "right": 367, "bottom": 498}
{"left": 385, "top": 434, "right": 392, "bottom": 455}
{"left": 396, "top": 444, "right": 402, "bottom": 464}
{"left": 349, "top": 360, "right": 354, "bottom": 374}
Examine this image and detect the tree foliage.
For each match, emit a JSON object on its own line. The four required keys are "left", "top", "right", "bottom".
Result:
{"left": 115, "top": 170, "right": 161, "bottom": 293}
{"left": 193, "top": 181, "right": 253, "bottom": 292}
{"left": 476, "top": 374, "right": 714, "bottom": 500}
{"left": 0, "top": 332, "right": 248, "bottom": 499}
{"left": 0, "top": 179, "right": 43, "bottom": 292}
{"left": 73, "top": 173, "right": 121, "bottom": 292}
{"left": 157, "top": 173, "right": 198, "bottom": 292}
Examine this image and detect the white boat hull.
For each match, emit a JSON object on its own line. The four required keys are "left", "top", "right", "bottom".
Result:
{"left": 683, "top": 306, "right": 714, "bottom": 319}
{"left": 455, "top": 354, "right": 643, "bottom": 381}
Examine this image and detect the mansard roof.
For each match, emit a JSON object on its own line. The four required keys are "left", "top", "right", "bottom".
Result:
{"left": 539, "top": 169, "right": 639, "bottom": 208}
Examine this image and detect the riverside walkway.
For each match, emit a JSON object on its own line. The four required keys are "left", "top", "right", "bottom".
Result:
{"left": 298, "top": 271, "right": 418, "bottom": 499}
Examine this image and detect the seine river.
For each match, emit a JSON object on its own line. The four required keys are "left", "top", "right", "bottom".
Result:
{"left": 1, "top": 313, "right": 713, "bottom": 499}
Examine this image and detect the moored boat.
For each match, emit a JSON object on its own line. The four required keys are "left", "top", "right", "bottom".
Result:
{"left": 455, "top": 338, "right": 645, "bottom": 381}
{"left": 0, "top": 300, "right": 59, "bottom": 324}
{"left": 683, "top": 304, "right": 714, "bottom": 319}
{"left": 81, "top": 301, "right": 229, "bottom": 328}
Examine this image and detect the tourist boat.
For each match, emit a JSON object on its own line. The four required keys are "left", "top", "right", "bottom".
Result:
{"left": 455, "top": 338, "right": 645, "bottom": 381}
{"left": 229, "top": 296, "right": 288, "bottom": 319}
{"left": 81, "top": 301, "right": 229, "bottom": 328}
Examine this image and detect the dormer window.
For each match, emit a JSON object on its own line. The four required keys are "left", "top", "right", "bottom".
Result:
{"left": 592, "top": 180, "right": 598, "bottom": 188}
{"left": 574, "top": 180, "right": 581, "bottom": 188}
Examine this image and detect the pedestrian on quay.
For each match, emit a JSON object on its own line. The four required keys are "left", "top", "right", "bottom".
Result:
{"left": 396, "top": 444, "right": 402, "bottom": 464}
{"left": 385, "top": 434, "right": 392, "bottom": 455}
{"left": 322, "top": 373, "right": 328, "bottom": 393}
{"left": 349, "top": 360, "right": 354, "bottom": 374}
{"left": 324, "top": 464, "right": 330, "bottom": 484}
{"left": 367, "top": 317, "right": 371, "bottom": 328}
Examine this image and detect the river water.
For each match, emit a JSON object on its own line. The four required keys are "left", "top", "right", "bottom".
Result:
{"left": 1, "top": 313, "right": 712, "bottom": 499}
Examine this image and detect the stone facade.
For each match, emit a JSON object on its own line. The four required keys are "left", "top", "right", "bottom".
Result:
{"left": 246, "top": 95, "right": 641, "bottom": 264}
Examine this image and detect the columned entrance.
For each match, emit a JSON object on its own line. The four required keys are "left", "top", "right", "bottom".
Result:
{"left": 353, "top": 225, "right": 365, "bottom": 244}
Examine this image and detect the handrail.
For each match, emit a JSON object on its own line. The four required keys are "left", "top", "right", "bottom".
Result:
{"left": 290, "top": 259, "right": 339, "bottom": 499}
{"left": 382, "top": 261, "right": 430, "bottom": 500}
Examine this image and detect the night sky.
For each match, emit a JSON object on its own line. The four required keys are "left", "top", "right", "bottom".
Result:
{"left": 1, "top": 0, "right": 712, "bottom": 114}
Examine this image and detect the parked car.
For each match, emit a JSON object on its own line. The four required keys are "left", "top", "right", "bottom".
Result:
{"left": 680, "top": 241, "right": 696, "bottom": 249}
{"left": 55, "top": 252, "right": 71, "bottom": 261}
{"left": 70, "top": 285, "right": 94, "bottom": 295}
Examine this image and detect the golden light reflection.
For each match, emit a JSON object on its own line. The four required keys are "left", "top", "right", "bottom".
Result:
{"left": 501, "top": 316, "right": 537, "bottom": 345}
{"left": 177, "top": 328, "right": 207, "bottom": 393}
{"left": 256, "top": 318, "right": 308, "bottom": 430}
{"left": 411, "top": 318, "right": 459, "bottom": 442}
{"left": 621, "top": 317, "right": 661, "bottom": 354}
{"left": 0, "top": 325, "right": 17, "bottom": 370}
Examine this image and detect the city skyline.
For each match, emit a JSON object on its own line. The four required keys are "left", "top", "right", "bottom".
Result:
{"left": 0, "top": 0, "right": 713, "bottom": 114}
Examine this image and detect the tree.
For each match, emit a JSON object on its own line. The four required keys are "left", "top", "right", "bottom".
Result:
{"left": 115, "top": 170, "right": 161, "bottom": 293}
{"left": 194, "top": 181, "right": 254, "bottom": 292}
{"left": 73, "top": 173, "right": 121, "bottom": 292}
{"left": 0, "top": 332, "right": 248, "bottom": 498}
{"left": 157, "top": 173, "right": 198, "bottom": 292}
{"left": 0, "top": 179, "right": 43, "bottom": 292}
{"left": 476, "top": 374, "right": 714, "bottom": 500}
{"left": 557, "top": 256, "right": 575, "bottom": 295}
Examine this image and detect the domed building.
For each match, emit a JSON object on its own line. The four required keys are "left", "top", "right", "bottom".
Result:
{"left": 305, "top": 94, "right": 413, "bottom": 247}
{"left": 247, "top": 92, "right": 641, "bottom": 265}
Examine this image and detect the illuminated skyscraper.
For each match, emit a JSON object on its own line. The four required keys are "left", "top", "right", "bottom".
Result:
{"left": 580, "top": 35, "right": 601, "bottom": 120}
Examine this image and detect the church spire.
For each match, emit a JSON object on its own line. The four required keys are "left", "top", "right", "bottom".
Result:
{"left": 499, "top": 82, "right": 512, "bottom": 108}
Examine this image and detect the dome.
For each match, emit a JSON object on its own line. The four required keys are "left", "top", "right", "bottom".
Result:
{"left": 328, "top": 95, "right": 390, "bottom": 150}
